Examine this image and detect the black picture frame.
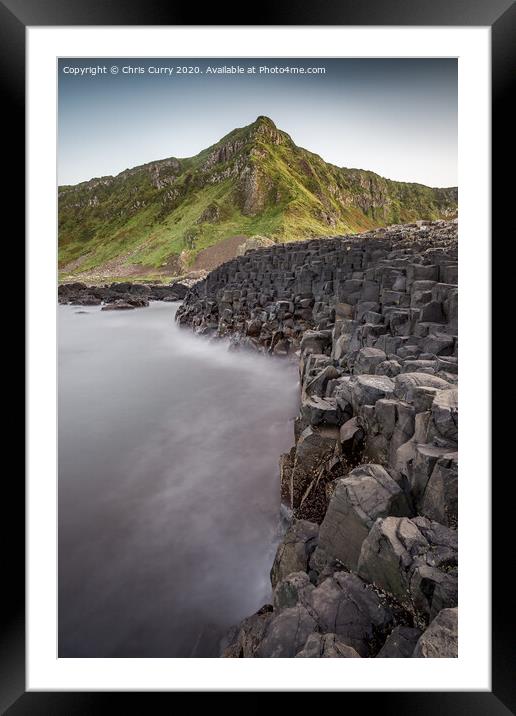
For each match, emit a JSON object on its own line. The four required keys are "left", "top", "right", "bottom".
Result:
{"left": 4, "top": 0, "right": 511, "bottom": 711}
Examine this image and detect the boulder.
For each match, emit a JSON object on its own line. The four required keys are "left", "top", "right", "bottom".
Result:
{"left": 397, "top": 346, "right": 422, "bottom": 360}
{"left": 300, "top": 330, "right": 332, "bottom": 355}
{"left": 431, "top": 388, "right": 458, "bottom": 441}
{"left": 413, "top": 608, "right": 458, "bottom": 658}
{"left": 332, "top": 333, "right": 352, "bottom": 361}
{"left": 221, "top": 605, "right": 273, "bottom": 658}
{"left": 356, "top": 300, "right": 380, "bottom": 320}
{"left": 334, "top": 302, "right": 354, "bottom": 319}
{"left": 353, "top": 347, "right": 387, "bottom": 375}
{"left": 419, "top": 301, "right": 445, "bottom": 323}
{"left": 295, "top": 633, "right": 361, "bottom": 658}
{"left": 409, "top": 517, "right": 458, "bottom": 620}
{"left": 316, "top": 464, "right": 412, "bottom": 571}
{"left": 270, "top": 520, "right": 319, "bottom": 588}
{"left": 305, "top": 572, "right": 393, "bottom": 656}
{"left": 273, "top": 571, "right": 314, "bottom": 612}
{"left": 255, "top": 606, "right": 317, "bottom": 657}
{"left": 407, "top": 263, "right": 439, "bottom": 284}
{"left": 408, "top": 443, "right": 458, "bottom": 506}
{"left": 363, "top": 311, "right": 384, "bottom": 325}
{"left": 300, "top": 395, "right": 341, "bottom": 426}
{"left": 109, "top": 281, "right": 132, "bottom": 293}
{"left": 304, "top": 365, "right": 341, "bottom": 398}
{"left": 359, "top": 398, "right": 417, "bottom": 468}
{"left": 357, "top": 516, "right": 457, "bottom": 619}
{"left": 374, "top": 399, "right": 398, "bottom": 439}
{"left": 126, "top": 296, "right": 149, "bottom": 307}
{"left": 401, "top": 360, "right": 437, "bottom": 375}
{"left": 376, "top": 626, "right": 422, "bottom": 657}
{"left": 410, "top": 386, "right": 441, "bottom": 413}
{"left": 101, "top": 301, "right": 136, "bottom": 311}
{"left": 436, "top": 357, "right": 458, "bottom": 375}
{"left": 394, "top": 372, "right": 451, "bottom": 402}
{"left": 423, "top": 333, "right": 455, "bottom": 356}
{"left": 339, "top": 416, "right": 365, "bottom": 455}
{"left": 375, "top": 360, "right": 402, "bottom": 377}
{"left": 419, "top": 455, "right": 458, "bottom": 528}
{"left": 352, "top": 375, "right": 395, "bottom": 408}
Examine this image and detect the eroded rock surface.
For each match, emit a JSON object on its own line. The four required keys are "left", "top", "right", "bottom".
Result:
{"left": 413, "top": 607, "right": 458, "bottom": 658}
{"left": 296, "top": 633, "right": 361, "bottom": 658}
{"left": 376, "top": 625, "right": 422, "bottom": 658}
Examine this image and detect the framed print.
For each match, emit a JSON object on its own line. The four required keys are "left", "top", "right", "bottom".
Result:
{"left": 3, "top": 0, "right": 511, "bottom": 710}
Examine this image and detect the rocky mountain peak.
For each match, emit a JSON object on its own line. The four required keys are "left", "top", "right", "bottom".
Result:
{"left": 245, "top": 115, "right": 286, "bottom": 146}
{"left": 254, "top": 115, "right": 277, "bottom": 128}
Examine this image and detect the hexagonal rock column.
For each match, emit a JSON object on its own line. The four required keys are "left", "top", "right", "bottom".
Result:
{"left": 314, "top": 464, "right": 412, "bottom": 572}
{"left": 357, "top": 515, "right": 457, "bottom": 620}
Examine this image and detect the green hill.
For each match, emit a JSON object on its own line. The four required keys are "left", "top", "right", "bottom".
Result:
{"left": 58, "top": 116, "right": 457, "bottom": 281}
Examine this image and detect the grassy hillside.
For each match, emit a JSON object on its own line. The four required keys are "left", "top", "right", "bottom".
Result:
{"left": 58, "top": 116, "right": 457, "bottom": 281}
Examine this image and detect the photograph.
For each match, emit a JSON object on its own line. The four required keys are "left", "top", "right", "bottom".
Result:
{"left": 0, "top": 0, "right": 509, "bottom": 701}
{"left": 1, "top": 0, "right": 506, "bottom": 704}
{"left": 57, "top": 57, "right": 459, "bottom": 660}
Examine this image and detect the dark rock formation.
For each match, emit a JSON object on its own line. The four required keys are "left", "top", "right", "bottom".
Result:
{"left": 376, "top": 625, "right": 422, "bottom": 658}
{"left": 314, "top": 464, "right": 412, "bottom": 572}
{"left": 295, "top": 632, "right": 361, "bottom": 658}
{"left": 412, "top": 607, "right": 458, "bottom": 658}
{"left": 101, "top": 300, "right": 136, "bottom": 311}
{"left": 58, "top": 279, "right": 195, "bottom": 307}
{"left": 270, "top": 520, "right": 319, "bottom": 588}
{"left": 176, "top": 220, "right": 458, "bottom": 658}
{"left": 357, "top": 515, "right": 457, "bottom": 621}
{"left": 254, "top": 606, "right": 317, "bottom": 658}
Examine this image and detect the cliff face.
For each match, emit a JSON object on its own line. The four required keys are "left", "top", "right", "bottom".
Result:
{"left": 58, "top": 116, "right": 457, "bottom": 280}
{"left": 177, "top": 219, "right": 458, "bottom": 658}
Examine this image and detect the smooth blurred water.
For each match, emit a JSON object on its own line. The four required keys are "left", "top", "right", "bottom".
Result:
{"left": 58, "top": 302, "right": 299, "bottom": 657}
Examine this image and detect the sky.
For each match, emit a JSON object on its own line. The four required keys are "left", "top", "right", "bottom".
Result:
{"left": 58, "top": 58, "right": 457, "bottom": 188}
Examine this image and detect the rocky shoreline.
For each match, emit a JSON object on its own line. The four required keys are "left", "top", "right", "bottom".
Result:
{"left": 57, "top": 278, "right": 201, "bottom": 309}
{"left": 176, "top": 220, "right": 458, "bottom": 658}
